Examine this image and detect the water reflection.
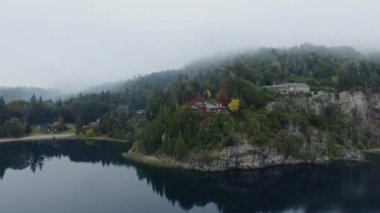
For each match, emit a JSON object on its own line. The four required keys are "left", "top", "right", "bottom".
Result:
{"left": 130, "top": 160, "right": 380, "bottom": 213}
{"left": 0, "top": 140, "right": 130, "bottom": 179}
{"left": 0, "top": 141, "right": 379, "bottom": 213}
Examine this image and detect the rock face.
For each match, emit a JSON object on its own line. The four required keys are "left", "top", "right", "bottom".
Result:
{"left": 182, "top": 90, "right": 373, "bottom": 171}
{"left": 133, "top": 90, "right": 378, "bottom": 171}
{"left": 272, "top": 91, "right": 377, "bottom": 126}
{"left": 194, "top": 144, "right": 304, "bottom": 171}
{"left": 145, "top": 141, "right": 363, "bottom": 171}
{"left": 338, "top": 91, "right": 369, "bottom": 125}
{"left": 335, "top": 91, "right": 380, "bottom": 131}
{"left": 308, "top": 91, "right": 337, "bottom": 114}
{"left": 286, "top": 91, "right": 370, "bottom": 118}
{"left": 142, "top": 145, "right": 305, "bottom": 171}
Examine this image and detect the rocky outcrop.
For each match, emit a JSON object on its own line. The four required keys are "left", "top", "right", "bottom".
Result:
{"left": 184, "top": 144, "right": 304, "bottom": 171}
{"left": 131, "top": 90, "right": 377, "bottom": 171}
{"left": 129, "top": 141, "right": 363, "bottom": 171}
{"left": 269, "top": 91, "right": 377, "bottom": 125}
{"left": 193, "top": 144, "right": 306, "bottom": 171}
{"left": 308, "top": 91, "right": 336, "bottom": 114}
{"left": 182, "top": 91, "right": 374, "bottom": 171}
{"left": 338, "top": 91, "right": 369, "bottom": 125}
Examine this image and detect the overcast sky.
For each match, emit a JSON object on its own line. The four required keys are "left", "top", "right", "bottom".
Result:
{"left": 1, "top": 0, "right": 380, "bottom": 92}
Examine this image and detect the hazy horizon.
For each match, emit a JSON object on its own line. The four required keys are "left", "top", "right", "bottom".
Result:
{"left": 1, "top": 0, "right": 380, "bottom": 92}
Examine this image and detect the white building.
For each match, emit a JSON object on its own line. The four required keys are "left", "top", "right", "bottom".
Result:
{"left": 264, "top": 83, "right": 310, "bottom": 94}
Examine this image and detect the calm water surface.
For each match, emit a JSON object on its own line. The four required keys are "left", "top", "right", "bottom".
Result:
{"left": 0, "top": 140, "right": 379, "bottom": 213}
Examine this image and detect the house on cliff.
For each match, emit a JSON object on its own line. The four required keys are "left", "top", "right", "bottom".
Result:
{"left": 191, "top": 102, "right": 227, "bottom": 112}
{"left": 264, "top": 83, "right": 310, "bottom": 94}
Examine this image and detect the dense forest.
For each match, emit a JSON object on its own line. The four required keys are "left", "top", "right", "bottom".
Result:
{"left": 2, "top": 44, "right": 380, "bottom": 160}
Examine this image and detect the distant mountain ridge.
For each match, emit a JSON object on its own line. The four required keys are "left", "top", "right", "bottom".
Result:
{"left": 82, "top": 81, "right": 127, "bottom": 94}
{"left": 0, "top": 86, "right": 64, "bottom": 102}
{"left": 83, "top": 43, "right": 366, "bottom": 95}
{"left": 3, "top": 44, "right": 371, "bottom": 102}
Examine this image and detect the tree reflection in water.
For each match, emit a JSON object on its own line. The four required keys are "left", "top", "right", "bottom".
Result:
{"left": 0, "top": 141, "right": 379, "bottom": 213}
{"left": 0, "top": 140, "right": 130, "bottom": 178}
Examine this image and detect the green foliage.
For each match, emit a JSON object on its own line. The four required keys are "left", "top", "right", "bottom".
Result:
{"left": 74, "top": 115, "right": 84, "bottom": 134}
{"left": 174, "top": 134, "right": 187, "bottom": 159}
{"left": 85, "top": 129, "right": 95, "bottom": 137}
{"left": 139, "top": 105, "right": 234, "bottom": 156}
{"left": 196, "top": 113, "right": 234, "bottom": 148}
{"left": 7, "top": 100, "right": 29, "bottom": 122}
{"left": 52, "top": 116, "right": 68, "bottom": 133}
{"left": 145, "top": 89, "right": 167, "bottom": 120}
{"left": 337, "top": 61, "right": 380, "bottom": 91}
{"left": 275, "top": 133, "right": 304, "bottom": 158}
{"left": 25, "top": 124, "right": 32, "bottom": 135}
{"left": 3, "top": 118, "right": 25, "bottom": 137}
{"left": 0, "top": 97, "right": 8, "bottom": 126}
{"left": 337, "top": 66, "right": 360, "bottom": 90}
{"left": 100, "top": 105, "right": 133, "bottom": 139}
{"left": 223, "top": 78, "right": 274, "bottom": 109}
{"left": 241, "top": 110, "right": 273, "bottom": 145}
{"left": 140, "top": 114, "right": 164, "bottom": 154}
{"left": 326, "top": 132, "right": 341, "bottom": 157}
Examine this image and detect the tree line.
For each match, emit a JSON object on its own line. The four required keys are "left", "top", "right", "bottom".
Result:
{"left": 2, "top": 44, "right": 380, "bottom": 159}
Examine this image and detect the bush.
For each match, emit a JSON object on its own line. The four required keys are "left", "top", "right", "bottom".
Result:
{"left": 4, "top": 118, "right": 25, "bottom": 137}
{"left": 52, "top": 116, "right": 68, "bottom": 133}
{"left": 25, "top": 124, "right": 32, "bottom": 134}
{"left": 85, "top": 129, "right": 95, "bottom": 137}
{"left": 174, "top": 134, "right": 187, "bottom": 159}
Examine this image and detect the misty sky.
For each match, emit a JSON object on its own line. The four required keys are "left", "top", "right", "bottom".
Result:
{"left": 1, "top": 0, "right": 380, "bottom": 92}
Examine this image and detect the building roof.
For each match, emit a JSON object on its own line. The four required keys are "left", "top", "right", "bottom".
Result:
{"left": 265, "top": 83, "right": 309, "bottom": 88}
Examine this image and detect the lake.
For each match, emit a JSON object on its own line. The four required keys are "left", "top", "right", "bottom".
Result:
{"left": 0, "top": 140, "right": 379, "bottom": 213}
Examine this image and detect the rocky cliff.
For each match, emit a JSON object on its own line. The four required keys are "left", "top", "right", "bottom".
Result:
{"left": 129, "top": 90, "right": 380, "bottom": 171}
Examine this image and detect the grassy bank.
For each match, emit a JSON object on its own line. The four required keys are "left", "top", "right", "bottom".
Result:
{"left": 79, "top": 136, "right": 128, "bottom": 143}
{"left": 123, "top": 152, "right": 178, "bottom": 169}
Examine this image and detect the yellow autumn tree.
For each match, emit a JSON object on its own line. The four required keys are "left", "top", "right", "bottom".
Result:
{"left": 85, "top": 129, "right": 95, "bottom": 137}
{"left": 228, "top": 99, "right": 240, "bottom": 112}
{"left": 203, "top": 89, "right": 211, "bottom": 100}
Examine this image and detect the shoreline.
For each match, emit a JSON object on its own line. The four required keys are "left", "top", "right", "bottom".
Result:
{"left": 1, "top": 135, "right": 376, "bottom": 172}
{"left": 123, "top": 151, "right": 309, "bottom": 172}
{"left": 0, "top": 133, "right": 76, "bottom": 143}
{"left": 123, "top": 152, "right": 179, "bottom": 169}
{"left": 362, "top": 148, "right": 380, "bottom": 153}
{"left": 0, "top": 133, "right": 127, "bottom": 144}
{"left": 124, "top": 147, "right": 369, "bottom": 172}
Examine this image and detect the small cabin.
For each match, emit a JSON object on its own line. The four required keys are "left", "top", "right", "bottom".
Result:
{"left": 40, "top": 123, "right": 53, "bottom": 133}
{"left": 83, "top": 119, "right": 100, "bottom": 131}
{"left": 191, "top": 102, "right": 227, "bottom": 113}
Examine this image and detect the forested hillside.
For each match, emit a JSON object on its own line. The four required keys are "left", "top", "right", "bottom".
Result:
{"left": 0, "top": 87, "right": 64, "bottom": 103}
{"left": 2, "top": 44, "right": 380, "bottom": 170}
